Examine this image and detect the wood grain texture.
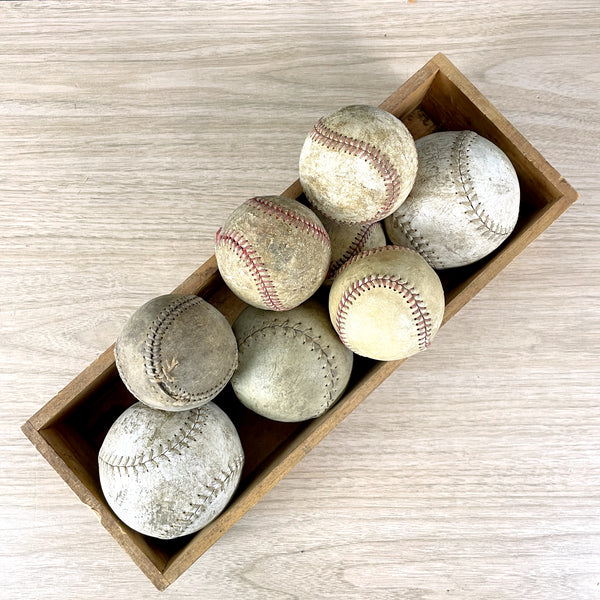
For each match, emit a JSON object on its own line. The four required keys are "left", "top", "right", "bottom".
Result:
{"left": 1, "top": 1, "right": 599, "bottom": 599}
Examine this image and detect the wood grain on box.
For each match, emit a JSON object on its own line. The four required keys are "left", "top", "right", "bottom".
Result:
{"left": 21, "top": 53, "right": 578, "bottom": 591}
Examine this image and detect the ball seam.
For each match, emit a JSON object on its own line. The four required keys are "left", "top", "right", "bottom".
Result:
{"left": 453, "top": 131, "right": 514, "bottom": 240}
{"left": 98, "top": 408, "right": 205, "bottom": 473}
{"left": 335, "top": 274, "right": 432, "bottom": 353}
{"left": 143, "top": 295, "right": 237, "bottom": 403}
{"left": 246, "top": 196, "right": 331, "bottom": 248}
{"left": 327, "top": 222, "right": 379, "bottom": 280}
{"left": 215, "top": 228, "right": 287, "bottom": 311}
{"left": 389, "top": 216, "right": 440, "bottom": 267}
{"left": 309, "top": 117, "right": 403, "bottom": 222}
{"left": 333, "top": 245, "right": 419, "bottom": 280}
{"left": 156, "top": 454, "right": 244, "bottom": 538}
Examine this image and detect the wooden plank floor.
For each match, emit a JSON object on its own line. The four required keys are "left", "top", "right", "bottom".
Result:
{"left": 1, "top": 1, "right": 599, "bottom": 598}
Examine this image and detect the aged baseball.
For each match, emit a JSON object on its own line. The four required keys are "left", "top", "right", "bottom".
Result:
{"left": 315, "top": 210, "right": 387, "bottom": 285}
{"left": 329, "top": 246, "right": 445, "bottom": 361}
{"left": 384, "top": 130, "right": 520, "bottom": 269}
{"left": 231, "top": 300, "right": 353, "bottom": 422}
{"left": 215, "top": 195, "right": 331, "bottom": 311}
{"left": 115, "top": 294, "right": 238, "bottom": 411}
{"left": 98, "top": 401, "right": 244, "bottom": 539}
{"left": 299, "top": 104, "right": 418, "bottom": 224}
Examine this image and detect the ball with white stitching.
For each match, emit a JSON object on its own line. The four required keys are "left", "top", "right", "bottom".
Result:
{"left": 215, "top": 196, "right": 331, "bottom": 311}
{"left": 115, "top": 294, "right": 238, "bottom": 412}
{"left": 329, "top": 246, "right": 445, "bottom": 361}
{"left": 231, "top": 300, "right": 353, "bottom": 422}
{"left": 384, "top": 130, "right": 520, "bottom": 270}
{"left": 299, "top": 105, "right": 418, "bottom": 224}
{"left": 98, "top": 401, "right": 244, "bottom": 539}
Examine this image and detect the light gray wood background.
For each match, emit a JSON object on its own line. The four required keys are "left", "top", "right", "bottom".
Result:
{"left": 1, "top": 1, "right": 598, "bottom": 598}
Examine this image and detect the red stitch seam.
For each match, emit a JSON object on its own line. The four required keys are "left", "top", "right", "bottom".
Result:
{"left": 310, "top": 118, "right": 403, "bottom": 220}
{"left": 335, "top": 275, "right": 432, "bottom": 352}
{"left": 246, "top": 197, "right": 331, "bottom": 248}
{"left": 215, "top": 228, "right": 286, "bottom": 311}
{"left": 329, "top": 222, "right": 378, "bottom": 277}
{"left": 333, "top": 245, "right": 418, "bottom": 280}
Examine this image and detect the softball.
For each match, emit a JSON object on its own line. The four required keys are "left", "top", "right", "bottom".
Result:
{"left": 215, "top": 195, "right": 331, "bottom": 311}
{"left": 315, "top": 210, "right": 387, "bottom": 285}
{"left": 299, "top": 104, "right": 418, "bottom": 224}
{"left": 384, "top": 130, "right": 520, "bottom": 269}
{"left": 231, "top": 300, "right": 353, "bottom": 422}
{"left": 98, "top": 401, "right": 244, "bottom": 539}
{"left": 115, "top": 294, "right": 238, "bottom": 411}
{"left": 329, "top": 246, "right": 445, "bottom": 361}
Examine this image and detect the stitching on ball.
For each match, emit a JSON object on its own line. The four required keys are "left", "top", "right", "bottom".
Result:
{"left": 335, "top": 274, "right": 432, "bottom": 353}
{"left": 333, "top": 245, "right": 418, "bottom": 280}
{"left": 246, "top": 196, "right": 331, "bottom": 248}
{"left": 310, "top": 117, "right": 403, "bottom": 221}
{"left": 156, "top": 454, "right": 244, "bottom": 538}
{"left": 390, "top": 216, "right": 440, "bottom": 266}
{"left": 453, "top": 131, "right": 513, "bottom": 240}
{"left": 327, "top": 222, "right": 379, "bottom": 280}
{"left": 143, "top": 295, "right": 237, "bottom": 403}
{"left": 238, "top": 320, "right": 340, "bottom": 409}
{"left": 99, "top": 408, "right": 206, "bottom": 474}
{"left": 215, "top": 228, "right": 287, "bottom": 311}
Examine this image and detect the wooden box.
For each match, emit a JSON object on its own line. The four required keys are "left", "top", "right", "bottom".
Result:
{"left": 21, "top": 53, "right": 578, "bottom": 591}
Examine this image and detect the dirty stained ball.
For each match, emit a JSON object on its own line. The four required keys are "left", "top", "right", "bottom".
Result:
{"left": 231, "top": 300, "right": 353, "bottom": 422}
{"left": 215, "top": 196, "right": 331, "bottom": 311}
{"left": 314, "top": 209, "right": 387, "bottom": 285}
{"left": 384, "top": 130, "right": 520, "bottom": 269}
{"left": 299, "top": 104, "right": 418, "bottom": 224}
{"left": 115, "top": 294, "right": 238, "bottom": 411}
{"left": 98, "top": 401, "right": 244, "bottom": 539}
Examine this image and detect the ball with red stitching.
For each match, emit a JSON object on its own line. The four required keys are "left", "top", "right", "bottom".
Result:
{"left": 215, "top": 196, "right": 331, "bottom": 311}
{"left": 299, "top": 105, "right": 418, "bottom": 224}
{"left": 329, "top": 245, "right": 445, "bottom": 361}
{"left": 314, "top": 209, "right": 387, "bottom": 285}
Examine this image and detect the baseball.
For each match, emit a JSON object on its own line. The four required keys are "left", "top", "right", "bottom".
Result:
{"left": 315, "top": 210, "right": 387, "bottom": 285}
{"left": 299, "top": 104, "right": 418, "bottom": 224}
{"left": 98, "top": 401, "right": 244, "bottom": 539}
{"left": 231, "top": 300, "right": 353, "bottom": 422}
{"left": 329, "top": 245, "right": 445, "bottom": 361}
{"left": 215, "top": 195, "right": 331, "bottom": 311}
{"left": 384, "top": 130, "right": 520, "bottom": 269}
{"left": 115, "top": 294, "right": 238, "bottom": 411}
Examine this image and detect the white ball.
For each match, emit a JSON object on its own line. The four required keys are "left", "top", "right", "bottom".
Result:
{"left": 98, "top": 402, "right": 244, "bottom": 539}
{"left": 385, "top": 130, "right": 520, "bottom": 269}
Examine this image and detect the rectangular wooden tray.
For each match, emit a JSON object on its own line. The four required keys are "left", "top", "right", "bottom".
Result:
{"left": 22, "top": 53, "right": 578, "bottom": 591}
